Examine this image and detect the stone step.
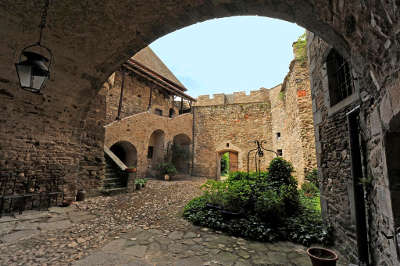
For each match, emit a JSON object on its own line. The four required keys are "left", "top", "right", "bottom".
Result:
{"left": 103, "top": 181, "right": 124, "bottom": 189}
{"left": 100, "top": 187, "right": 128, "bottom": 196}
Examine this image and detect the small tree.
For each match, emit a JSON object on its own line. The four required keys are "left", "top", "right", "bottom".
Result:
{"left": 268, "top": 157, "right": 296, "bottom": 187}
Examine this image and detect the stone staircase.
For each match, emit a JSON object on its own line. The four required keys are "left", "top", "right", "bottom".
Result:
{"left": 102, "top": 147, "right": 129, "bottom": 195}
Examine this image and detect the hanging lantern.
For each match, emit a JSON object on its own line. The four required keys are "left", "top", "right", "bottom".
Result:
{"left": 15, "top": 0, "right": 53, "bottom": 94}
{"left": 15, "top": 47, "right": 52, "bottom": 93}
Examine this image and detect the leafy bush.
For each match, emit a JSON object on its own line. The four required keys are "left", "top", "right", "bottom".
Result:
{"left": 201, "top": 180, "right": 228, "bottom": 206}
{"left": 183, "top": 194, "right": 331, "bottom": 246}
{"left": 172, "top": 143, "right": 192, "bottom": 160}
{"left": 286, "top": 204, "right": 332, "bottom": 246}
{"left": 268, "top": 157, "right": 296, "bottom": 188}
{"left": 135, "top": 178, "right": 147, "bottom": 185}
{"left": 183, "top": 158, "right": 331, "bottom": 247}
{"left": 305, "top": 168, "right": 319, "bottom": 187}
{"left": 255, "top": 190, "right": 285, "bottom": 223}
{"left": 280, "top": 184, "right": 300, "bottom": 216}
{"left": 227, "top": 171, "right": 250, "bottom": 182}
{"left": 157, "top": 162, "right": 177, "bottom": 175}
{"left": 224, "top": 179, "right": 252, "bottom": 212}
{"left": 301, "top": 181, "right": 319, "bottom": 197}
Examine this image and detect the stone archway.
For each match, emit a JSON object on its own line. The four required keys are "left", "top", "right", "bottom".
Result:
{"left": 110, "top": 141, "right": 137, "bottom": 167}
{"left": 147, "top": 129, "right": 166, "bottom": 176}
{"left": 0, "top": 2, "right": 399, "bottom": 264}
{"left": 0, "top": 0, "right": 395, "bottom": 197}
{"left": 216, "top": 142, "right": 242, "bottom": 180}
{"left": 172, "top": 133, "right": 191, "bottom": 174}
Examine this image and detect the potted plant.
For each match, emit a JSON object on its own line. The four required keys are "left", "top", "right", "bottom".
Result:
{"left": 141, "top": 178, "right": 148, "bottom": 188}
{"left": 306, "top": 247, "right": 338, "bottom": 266}
{"left": 134, "top": 179, "right": 141, "bottom": 190}
{"left": 157, "top": 162, "right": 177, "bottom": 181}
{"left": 125, "top": 166, "right": 137, "bottom": 173}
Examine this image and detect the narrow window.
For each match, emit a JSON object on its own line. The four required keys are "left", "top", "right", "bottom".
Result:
{"left": 277, "top": 149, "right": 283, "bottom": 156}
{"left": 326, "top": 49, "right": 354, "bottom": 106}
{"left": 147, "top": 146, "right": 154, "bottom": 159}
{"left": 276, "top": 132, "right": 281, "bottom": 140}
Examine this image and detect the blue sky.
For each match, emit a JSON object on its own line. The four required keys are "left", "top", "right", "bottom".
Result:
{"left": 150, "top": 16, "right": 304, "bottom": 97}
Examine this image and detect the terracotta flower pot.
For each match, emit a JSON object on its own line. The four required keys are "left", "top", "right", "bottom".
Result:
{"left": 164, "top": 174, "right": 170, "bottom": 181}
{"left": 125, "top": 168, "right": 137, "bottom": 173}
{"left": 307, "top": 247, "right": 338, "bottom": 266}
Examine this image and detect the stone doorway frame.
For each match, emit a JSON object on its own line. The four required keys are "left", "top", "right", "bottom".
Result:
{"left": 215, "top": 142, "right": 242, "bottom": 180}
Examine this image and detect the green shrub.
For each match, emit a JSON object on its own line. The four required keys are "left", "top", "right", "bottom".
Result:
{"left": 201, "top": 180, "right": 228, "bottom": 206}
{"left": 301, "top": 181, "right": 319, "bottom": 196}
{"left": 255, "top": 190, "right": 285, "bottom": 223}
{"left": 305, "top": 168, "right": 319, "bottom": 187}
{"left": 183, "top": 196, "right": 207, "bottom": 216}
{"left": 227, "top": 171, "right": 250, "bottom": 182}
{"left": 280, "top": 184, "right": 300, "bottom": 216}
{"left": 157, "top": 162, "right": 177, "bottom": 175}
{"left": 268, "top": 157, "right": 296, "bottom": 188}
{"left": 300, "top": 190, "right": 321, "bottom": 213}
{"left": 224, "top": 179, "right": 252, "bottom": 212}
{"left": 183, "top": 159, "right": 331, "bottom": 247}
{"left": 286, "top": 208, "right": 333, "bottom": 246}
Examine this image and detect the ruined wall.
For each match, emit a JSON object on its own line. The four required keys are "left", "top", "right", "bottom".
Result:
{"left": 192, "top": 89, "right": 274, "bottom": 178}
{"left": 105, "top": 113, "right": 193, "bottom": 179}
{"left": 308, "top": 31, "right": 400, "bottom": 265}
{"left": 104, "top": 70, "right": 179, "bottom": 125}
{"left": 270, "top": 43, "right": 317, "bottom": 183}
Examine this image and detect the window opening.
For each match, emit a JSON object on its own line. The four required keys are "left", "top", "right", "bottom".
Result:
{"left": 155, "top": 108, "right": 163, "bottom": 116}
{"left": 326, "top": 49, "right": 354, "bottom": 106}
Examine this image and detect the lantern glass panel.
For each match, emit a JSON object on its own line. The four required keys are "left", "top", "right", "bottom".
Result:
{"left": 32, "top": 75, "right": 47, "bottom": 91}
{"left": 16, "top": 64, "right": 32, "bottom": 88}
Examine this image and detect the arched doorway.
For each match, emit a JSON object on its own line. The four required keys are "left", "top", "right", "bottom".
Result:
{"left": 110, "top": 141, "right": 138, "bottom": 167}
{"left": 105, "top": 141, "right": 137, "bottom": 190}
{"left": 172, "top": 134, "right": 191, "bottom": 174}
{"left": 148, "top": 129, "right": 166, "bottom": 174}
{"left": 216, "top": 150, "right": 239, "bottom": 180}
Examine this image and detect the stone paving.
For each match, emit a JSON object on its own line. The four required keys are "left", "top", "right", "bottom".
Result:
{"left": 74, "top": 227, "right": 326, "bottom": 266}
{"left": 0, "top": 177, "right": 347, "bottom": 265}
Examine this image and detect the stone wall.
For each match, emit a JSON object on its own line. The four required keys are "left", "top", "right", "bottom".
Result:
{"left": 308, "top": 31, "right": 400, "bottom": 265}
{"left": 0, "top": 79, "right": 105, "bottom": 201}
{"left": 192, "top": 90, "right": 274, "bottom": 178}
{"left": 193, "top": 46, "right": 317, "bottom": 183}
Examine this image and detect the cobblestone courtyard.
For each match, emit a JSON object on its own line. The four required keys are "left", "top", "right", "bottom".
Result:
{"left": 0, "top": 177, "right": 346, "bottom": 265}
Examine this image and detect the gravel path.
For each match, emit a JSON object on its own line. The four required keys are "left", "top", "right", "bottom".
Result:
{"left": 0, "top": 176, "right": 206, "bottom": 265}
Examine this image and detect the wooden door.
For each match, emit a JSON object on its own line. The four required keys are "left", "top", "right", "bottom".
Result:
{"left": 229, "top": 152, "right": 238, "bottom": 172}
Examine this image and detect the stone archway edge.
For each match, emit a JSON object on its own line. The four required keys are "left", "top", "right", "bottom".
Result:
{"left": 104, "top": 146, "right": 127, "bottom": 171}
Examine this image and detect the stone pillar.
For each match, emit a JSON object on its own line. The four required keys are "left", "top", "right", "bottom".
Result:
{"left": 126, "top": 172, "right": 137, "bottom": 193}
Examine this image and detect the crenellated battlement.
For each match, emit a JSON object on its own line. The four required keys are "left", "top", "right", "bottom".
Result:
{"left": 194, "top": 88, "right": 271, "bottom": 106}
